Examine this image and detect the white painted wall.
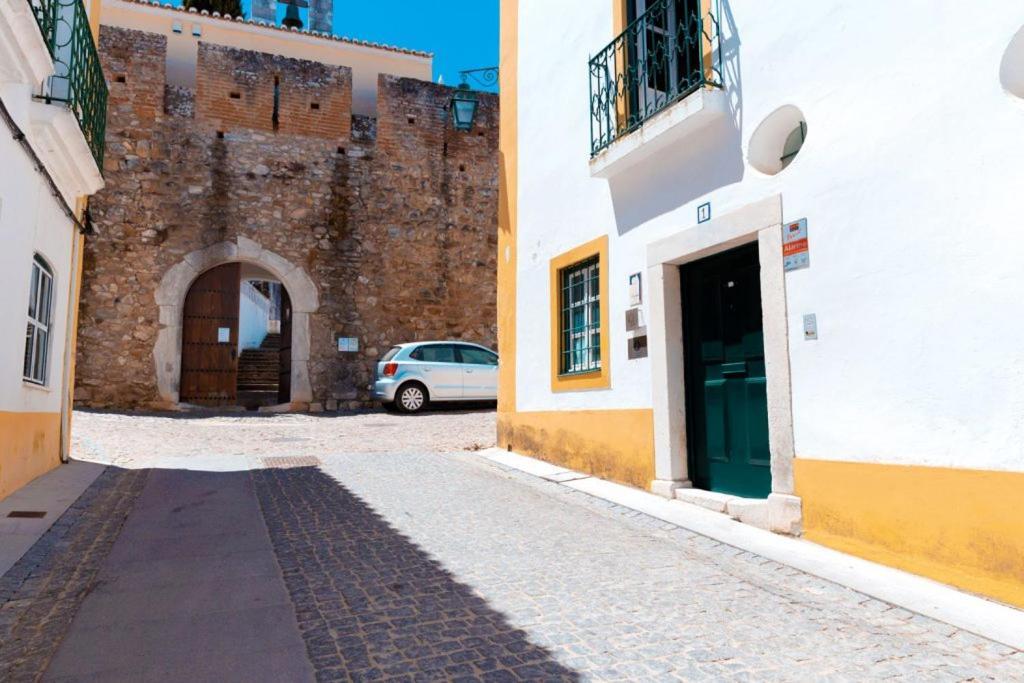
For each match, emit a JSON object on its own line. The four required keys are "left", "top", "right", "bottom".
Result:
{"left": 239, "top": 280, "right": 271, "bottom": 351}
{"left": 0, "top": 83, "right": 76, "bottom": 415}
{"left": 101, "top": 0, "right": 433, "bottom": 115}
{"left": 515, "top": 0, "right": 1024, "bottom": 473}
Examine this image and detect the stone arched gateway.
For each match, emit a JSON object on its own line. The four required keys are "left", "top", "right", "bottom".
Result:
{"left": 153, "top": 237, "right": 319, "bottom": 408}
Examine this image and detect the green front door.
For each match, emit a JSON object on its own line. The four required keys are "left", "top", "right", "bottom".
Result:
{"left": 682, "top": 244, "right": 771, "bottom": 498}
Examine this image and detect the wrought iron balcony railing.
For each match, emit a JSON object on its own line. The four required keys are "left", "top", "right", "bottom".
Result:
{"left": 589, "top": 0, "right": 722, "bottom": 157}
{"left": 28, "top": 0, "right": 108, "bottom": 169}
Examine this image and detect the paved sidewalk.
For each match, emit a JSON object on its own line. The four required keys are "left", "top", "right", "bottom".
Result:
{"left": 0, "top": 468, "right": 147, "bottom": 680}
{"left": 1, "top": 410, "right": 1022, "bottom": 681}
{"left": 0, "top": 461, "right": 104, "bottom": 578}
{"left": 316, "top": 450, "right": 1024, "bottom": 681}
{"left": 43, "top": 469, "right": 313, "bottom": 682}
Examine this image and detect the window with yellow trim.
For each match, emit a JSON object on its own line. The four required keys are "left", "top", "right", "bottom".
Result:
{"left": 550, "top": 235, "right": 609, "bottom": 392}
{"left": 558, "top": 257, "right": 601, "bottom": 375}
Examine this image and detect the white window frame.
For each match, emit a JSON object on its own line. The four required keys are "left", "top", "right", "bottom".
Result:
{"left": 636, "top": 0, "right": 680, "bottom": 105}
{"left": 561, "top": 258, "right": 601, "bottom": 375}
{"left": 24, "top": 254, "right": 54, "bottom": 386}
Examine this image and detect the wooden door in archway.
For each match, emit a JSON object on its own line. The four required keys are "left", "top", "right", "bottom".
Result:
{"left": 277, "top": 287, "right": 292, "bottom": 404}
{"left": 180, "top": 263, "right": 241, "bottom": 406}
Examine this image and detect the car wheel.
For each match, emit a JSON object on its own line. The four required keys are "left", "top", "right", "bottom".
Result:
{"left": 396, "top": 383, "right": 428, "bottom": 414}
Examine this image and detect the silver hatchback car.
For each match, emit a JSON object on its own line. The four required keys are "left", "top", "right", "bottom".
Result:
{"left": 372, "top": 341, "right": 498, "bottom": 413}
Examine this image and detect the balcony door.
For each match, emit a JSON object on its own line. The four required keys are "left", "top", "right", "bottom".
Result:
{"left": 631, "top": 0, "right": 702, "bottom": 119}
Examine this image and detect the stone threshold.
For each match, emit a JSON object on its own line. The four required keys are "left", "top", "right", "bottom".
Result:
{"left": 671, "top": 488, "right": 801, "bottom": 537}
{"left": 474, "top": 447, "right": 1024, "bottom": 652}
{"left": 675, "top": 488, "right": 768, "bottom": 527}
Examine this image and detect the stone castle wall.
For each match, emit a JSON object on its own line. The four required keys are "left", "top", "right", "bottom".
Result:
{"left": 194, "top": 43, "right": 353, "bottom": 139}
{"left": 75, "top": 26, "right": 498, "bottom": 410}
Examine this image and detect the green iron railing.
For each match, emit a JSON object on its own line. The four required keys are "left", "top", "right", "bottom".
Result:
{"left": 28, "top": 0, "right": 108, "bottom": 169}
{"left": 589, "top": 0, "right": 722, "bottom": 156}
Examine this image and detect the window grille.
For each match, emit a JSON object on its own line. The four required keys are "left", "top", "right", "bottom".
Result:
{"left": 24, "top": 255, "right": 54, "bottom": 385}
{"left": 559, "top": 257, "right": 601, "bottom": 375}
{"left": 588, "top": 0, "right": 722, "bottom": 156}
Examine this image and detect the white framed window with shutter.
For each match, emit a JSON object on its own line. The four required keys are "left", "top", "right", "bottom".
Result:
{"left": 24, "top": 255, "right": 54, "bottom": 385}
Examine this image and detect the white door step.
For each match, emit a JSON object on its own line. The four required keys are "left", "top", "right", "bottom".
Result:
{"left": 675, "top": 488, "right": 735, "bottom": 513}
{"left": 675, "top": 489, "right": 771, "bottom": 530}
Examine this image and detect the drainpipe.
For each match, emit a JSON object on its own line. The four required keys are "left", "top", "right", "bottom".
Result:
{"left": 58, "top": 221, "right": 85, "bottom": 463}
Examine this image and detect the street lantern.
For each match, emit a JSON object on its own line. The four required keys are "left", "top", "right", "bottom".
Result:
{"left": 449, "top": 68, "right": 496, "bottom": 132}
{"left": 450, "top": 82, "right": 479, "bottom": 132}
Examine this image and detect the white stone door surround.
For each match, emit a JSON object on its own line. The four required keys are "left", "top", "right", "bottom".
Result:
{"left": 646, "top": 195, "right": 802, "bottom": 534}
{"left": 153, "top": 236, "right": 319, "bottom": 408}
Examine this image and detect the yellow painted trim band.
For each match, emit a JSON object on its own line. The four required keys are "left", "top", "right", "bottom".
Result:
{"left": 498, "top": 408, "right": 654, "bottom": 489}
{"left": 614, "top": 0, "right": 629, "bottom": 34}
{"left": 796, "top": 458, "right": 1024, "bottom": 609}
{"left": 549, "top": 235, "right": 611, "bottom": 392}
{"left": 88, "top": 0, "right": 102, "bottom": 39}
{"left": 0, "top": 411, "right": 62, "bottom": 500}
{"left": 497, "top": 0, "right": 518, "bottom": 414}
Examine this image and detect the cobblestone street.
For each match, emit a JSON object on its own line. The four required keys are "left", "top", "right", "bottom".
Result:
{"left": 1, "top": 410, "right": 1022, "bottom": 681}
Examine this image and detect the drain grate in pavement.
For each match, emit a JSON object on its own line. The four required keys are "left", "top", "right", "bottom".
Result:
{"left": 0, "top": 468, "right": 149, "bottom": 681}
{"left": 6, "top": 511, "right": 46, "bottom": 519}
{"left": 261, "top": 456, "right": 321, "bottom": 469}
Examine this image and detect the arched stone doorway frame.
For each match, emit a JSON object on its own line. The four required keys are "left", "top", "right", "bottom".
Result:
{"left": 153, "top": 236, "right": 319, "bottom": 407}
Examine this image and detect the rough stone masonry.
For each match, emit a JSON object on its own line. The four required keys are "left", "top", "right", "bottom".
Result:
{"left": 75, "top": 26, "right": 498, "bottom": 410}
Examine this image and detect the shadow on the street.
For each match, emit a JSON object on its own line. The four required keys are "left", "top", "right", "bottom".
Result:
{"left": 254, "top": 465, "right": 578, "bottom": 680}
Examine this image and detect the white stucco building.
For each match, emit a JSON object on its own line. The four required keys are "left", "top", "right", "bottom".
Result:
{"left": 498, "top": 0, "right": 1024, "bottom": 608}
{"left": 0, "top": 0, "right": 105, "bottom": 498}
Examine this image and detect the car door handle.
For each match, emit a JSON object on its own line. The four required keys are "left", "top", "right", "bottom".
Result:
{"left": 466, "top": 369, "right": 474, "bottom": 374}
{"left": 423, "top": 368, "right": 432, "bottom": 372}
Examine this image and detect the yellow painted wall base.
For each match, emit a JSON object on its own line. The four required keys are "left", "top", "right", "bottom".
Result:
{"left": 498, "top": 409, "right": 654, "bottom": 489}
{"left": 0, "top": 411, "right": 62, "bottom": 501}
{"left": 796, "top": 458, "right": 1024, "bottom": 609}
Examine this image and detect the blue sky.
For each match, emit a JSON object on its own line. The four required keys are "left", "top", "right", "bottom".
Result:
{"left": 233, "top": 0, "right": 499, "bottom": 91}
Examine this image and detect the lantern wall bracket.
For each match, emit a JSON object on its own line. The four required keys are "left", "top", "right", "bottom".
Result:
{"left": 458, "top": 67, "right": 499, "bottom": 89}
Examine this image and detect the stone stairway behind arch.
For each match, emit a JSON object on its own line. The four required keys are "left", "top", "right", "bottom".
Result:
{"left": 237, "top": 333, "right": 281, "bottom": 409}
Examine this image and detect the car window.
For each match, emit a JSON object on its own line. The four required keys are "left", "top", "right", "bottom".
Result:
{"left": 410, "top": 345, "right": 456, "bottom": 363}
{"left": 458, "top": 346, "right": 498, "bottom": 366}
{"left": 381, "top": 346, "right": 401, "bottom": 362}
